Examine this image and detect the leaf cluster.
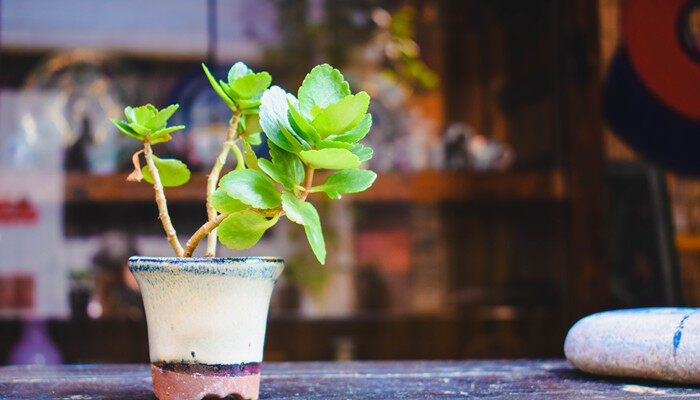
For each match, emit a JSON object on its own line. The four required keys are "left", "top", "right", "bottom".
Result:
{"left": 215, "top": 64, "right": 376, "bottom": 264}
{"left": 110, "top": 62, "right": 377, "bottom": 265}
{"left": 111, "top": 104, "right": 191, "bottom": 188}
{"left": 202, "top": 62, "right": 271, "bottom": 113}
{"left": 111, "top": 104, "right": 184, "bottom": 144}
{"left": 203, "top": 62, "right": 272, "bottom": 144}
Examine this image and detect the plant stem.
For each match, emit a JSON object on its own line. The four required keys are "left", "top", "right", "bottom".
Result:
{"left": 300, "top": 165, "right": 315, "bottom": 201}
{"left": 184, "top": 213, "right": 228, "bottom": 257}
{"left": 205, "top": 113, "right": 241, "bottom": 257}
{"left": 184, "top": 204, "right": 282, "bottom": 257}
{"left": 143, "top": 142, "right": 184, "bottom": 257}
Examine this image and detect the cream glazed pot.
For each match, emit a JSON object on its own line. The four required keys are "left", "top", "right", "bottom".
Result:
{"left": 128, "top": 256, "right": 284, "bottom": 400}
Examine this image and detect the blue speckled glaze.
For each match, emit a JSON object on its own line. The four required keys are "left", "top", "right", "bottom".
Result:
{"left": 128, "top": 256, "right": 284, "bottom": 280}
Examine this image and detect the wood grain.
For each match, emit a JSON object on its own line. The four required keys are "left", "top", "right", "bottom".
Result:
{"left": 65, "top": 170, "right": 567, "bottom": 204}
{"left": 0, "top": 360, "right": 697, "bottom": 399}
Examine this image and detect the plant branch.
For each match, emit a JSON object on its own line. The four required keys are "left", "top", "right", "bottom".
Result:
{"left": 300, "top": 165, "right": 315, "bottom": 201}
{"left": 184, "top": 204, "right": 283, "bottom": 257}
{"left": 143, "top": 142, "right": 184, "bottom": 257}
{"left": 205, "top": 113, "right": 241, "bottom": 257}
{"left": 184, "top": 213, "right": 228, "bottom": 257}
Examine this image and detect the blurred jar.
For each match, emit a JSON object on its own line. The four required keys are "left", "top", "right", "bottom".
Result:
{"left": 88, "top": 232, "right": 142, "bottom": 320}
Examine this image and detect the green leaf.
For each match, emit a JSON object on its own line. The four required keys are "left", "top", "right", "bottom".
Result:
{"left": 202, "top": 63, "right": 237, "bottom": 110}
{"left": 217, "top": 211, "right": 277, "bottom": 249}
{"left": 258, "top": 159, "right": 297, "bottom": 191}
{"left": 240, "top": 113, "right": 262, "bottom": 136}
{"left": 311, "top": 92, "right": 370, "bottom": 137}
{"left": 304, "top": 220, "right": 326, "bottom": 265}
{"left": 281, "top": 192, "right": 315, "bottom": 225}
{"left": 244, "top": 132, "right": 262, "bottom": 145}
{"left": 279, "top": 121, "right": 310, "bottom": 152}
{"left": 219, "top": 169, "right": 281, "bottom": 209}
{"left": 259, "top": 86, "right": 301, "bottom": 153}
{"left": 269, "top": 141, "right": 305, "bottom": 185}
{"left": 129, "top": 122, "right": 151, "bottom": 136}
{"left": 258, "top": 141, "right": 305, "bottom": 191}
{"left": 298, "top": 64, "right": 351, "bottom": 116}
{"left": 238, "top": 98, "right": 262, "bottom": 110}
{"left": 230, "top": 72, "right": 271, "bottom": 99}
{"left": 132, "top": 105, "right": 156, "bottom": 126}
{"left": 141, "top": 156, "right": 191, "bottom": 187}
{"left": 314, "top": 169, "right": 377, "bottom": 199}
{"left": 299, "top": 148, "right": 360, "bottom": 169}
{"left": 315, "top": 140, "right": 354, "bottom": 150}
{"left": 331, "top": 113, "right": 372, "bottom": 143}
{"left": 350, "top": 144, "right": 374, "bottom": 162}
{"left": 148, "top": 134, "right": 172, "bottom": 145}
{"left": 148, "top": 125, "right": 185, "bottom": 144}
{"left": 287, "top": 99, "right": 322, "bottom": 145}
{"left": 227, "top": 62, "right": 253, "bottom": 84}
{"left": 211, "top": 188, "right": 248, "bottom": 214}
{"left": 247, "top": 113, "right": 263, "bottom": 130}
{"left": 146, "top": 104, "right": 179, "bottom": 131}
{"left": 310, "top": 105, "right": 323, "bottom": 119}
{"left": 279, "top": 96, "right": 312, "bottom": 150}
{"left": 241, "top": 140, "right": 260, "bottom": 171}
{"left": 124, "top": 107, "right": 137, "bottom": 124}
{"left": 219, "top": 80, "right": 237, "bottom": 101}
{"left": 281, "top": 192, "right": 326, "bottom": 264}
{"left": 111, "top": 119, "right": 144, "bottom": 140}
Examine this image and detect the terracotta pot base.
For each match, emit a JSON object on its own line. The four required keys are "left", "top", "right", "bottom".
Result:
{"left": 151, "top": 362, "right": 261, "bottom": 400}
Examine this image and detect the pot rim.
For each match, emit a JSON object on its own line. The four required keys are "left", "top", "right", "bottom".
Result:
{"left": 129, "top": 256, "right": 283, "bottom": 263}
{"left": 128, "top": 256, "right": 284, "bottom": 279}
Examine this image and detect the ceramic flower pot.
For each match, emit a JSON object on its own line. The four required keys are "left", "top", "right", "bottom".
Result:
{"left": 128, "top": 256, "right": 284, "bottom": 400}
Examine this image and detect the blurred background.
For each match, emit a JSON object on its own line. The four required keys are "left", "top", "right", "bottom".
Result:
{"left": 0, "top": 0, "right": 698, "bottom": 364}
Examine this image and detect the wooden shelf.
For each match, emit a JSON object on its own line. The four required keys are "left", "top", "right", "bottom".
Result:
{"left": 353, "top": 170, "right": 566, "bottom": 203}
{"left": 65, "top": 170, "right": 567, "bottom": 204}
{"left": 66, "top": 173, "right": 208, "bottom": 203}
{"left": 676, "top": 233, "right": 700, "bottom": 252}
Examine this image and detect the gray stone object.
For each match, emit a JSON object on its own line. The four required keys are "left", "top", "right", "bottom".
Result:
{"left": 564, "top": 308, "right": 699, "bottom": 384}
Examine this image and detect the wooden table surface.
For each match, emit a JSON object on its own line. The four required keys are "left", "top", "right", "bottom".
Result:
{"left": 0, "top": 360, "right": 698, "bottom": 399}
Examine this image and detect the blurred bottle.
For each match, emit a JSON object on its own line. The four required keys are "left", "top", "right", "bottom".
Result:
{"left": 88, "top": 232, "right": 142, "bottom": 320}
{"left": 9, "top": 319, "right": 62, "bottom": 365}
{"left": 334, "top": 336, "right": 356, "bottom": 361}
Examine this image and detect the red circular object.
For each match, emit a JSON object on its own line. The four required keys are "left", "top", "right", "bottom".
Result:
{"left": 623, "top": 0, "right": 700, "bottom": 121}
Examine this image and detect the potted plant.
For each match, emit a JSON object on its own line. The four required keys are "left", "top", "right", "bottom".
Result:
{"left": 110, "top": 63, "right": 376, "bottom": 400}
